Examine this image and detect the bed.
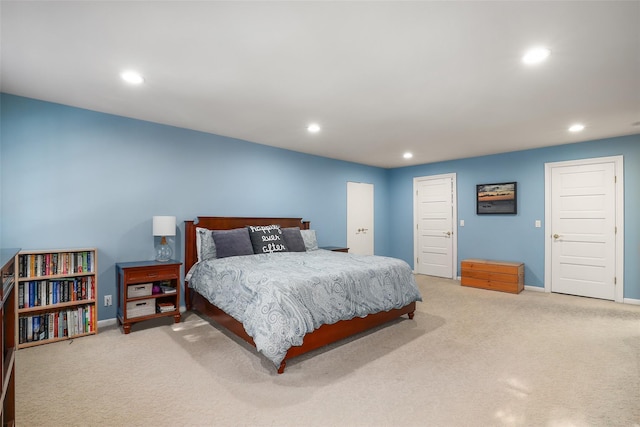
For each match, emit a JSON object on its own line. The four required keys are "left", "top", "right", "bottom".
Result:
{"left": 184, "top": 216, "right": 421, "bottom": 373}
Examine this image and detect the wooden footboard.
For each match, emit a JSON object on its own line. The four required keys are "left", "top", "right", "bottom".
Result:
{"left": 189, "top": 288, "right": 255, "bottom": 346}
{"left": 190, "top": 289, "right": 415, "bottom": 373}
{"left": 277, "top": 301, "right": 416, "bottom": 373}
{"left": 184, "top": 216, "right": 416, "bottom": 373}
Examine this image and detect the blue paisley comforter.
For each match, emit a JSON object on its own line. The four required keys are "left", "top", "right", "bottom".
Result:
{"left": 186, "top": 250, "right": 422, "bottom": 367}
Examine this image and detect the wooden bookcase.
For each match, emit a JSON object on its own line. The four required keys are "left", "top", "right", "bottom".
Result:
{"left": 15, "top": 248, "right": 98, "bottom": 349}
{"left": 1, "top": 248, "right": 19, "bottom": 427}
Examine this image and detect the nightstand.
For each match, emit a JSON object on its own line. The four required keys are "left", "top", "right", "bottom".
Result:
{"left": 320, "top": 246, "right": 349, "bottom": 253}
{"left": 116, "top": 260, "right": 181, "bottom": 334}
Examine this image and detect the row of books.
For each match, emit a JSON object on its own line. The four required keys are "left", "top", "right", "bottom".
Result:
{"left": 18, "top": 305, "right": 95, "bottom": 344}
{"left": 18, "top": 276, "right": 95, "bottom": 309}
{"left": 18, "top": 251, "right": 94, "bottom": 278}
{"left": 157, "top": 302, "right": 175, "bottom": 313}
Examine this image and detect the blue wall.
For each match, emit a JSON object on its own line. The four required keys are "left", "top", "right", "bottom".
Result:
{"left": 0, "top": 94, "right": 390, "bottom": 319}
{"left": 389, "top": 134, "right": 640, "bottom": 298}
{"left": 2, "top": 94, "right": 638, "bottom": 321}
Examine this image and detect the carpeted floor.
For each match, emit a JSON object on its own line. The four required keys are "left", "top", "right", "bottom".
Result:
{"left": 16, "top": 275, "right": 640, "bottom": 426}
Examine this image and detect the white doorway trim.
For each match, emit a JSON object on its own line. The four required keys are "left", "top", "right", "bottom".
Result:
{"left": 544, "top": 155, "right": 624, "bottom": 303}
{"left": 413, "top": 173, "right": 457, "bottom": 278}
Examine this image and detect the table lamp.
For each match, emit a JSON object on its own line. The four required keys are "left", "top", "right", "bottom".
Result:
{"left": 153, "top": 215, "right": 176, "bottom": 262}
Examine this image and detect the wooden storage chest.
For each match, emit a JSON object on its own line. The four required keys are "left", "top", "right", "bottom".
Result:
{"left": 461, "top": 259, "right": 524, "bottom": 294}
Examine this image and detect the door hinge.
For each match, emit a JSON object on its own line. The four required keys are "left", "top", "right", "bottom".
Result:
{"left": 614, "top": 175, "right": 617, "bottom": 183}
{"left": 417, "top": 257, "right": 419, "bottom": 264}
{"left": 615, "top": 226, "right": 617, "bottom": 234}
{"left": 614, "top": 277, "right": 617, "bottom": 285}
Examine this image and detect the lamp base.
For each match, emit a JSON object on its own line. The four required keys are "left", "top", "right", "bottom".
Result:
{"left": 155, "top": 242, "right": 173, "bottom": 262}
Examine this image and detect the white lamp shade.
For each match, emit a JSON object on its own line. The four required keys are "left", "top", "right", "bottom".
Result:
{"left": 153, "top": 216, "right": 176, "bottom": 236}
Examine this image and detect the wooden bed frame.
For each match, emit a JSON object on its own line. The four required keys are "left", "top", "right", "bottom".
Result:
{"left": 184, "top": 216, "right": 416, "bottom": 374}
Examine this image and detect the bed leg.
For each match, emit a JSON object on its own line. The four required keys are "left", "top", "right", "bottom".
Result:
{"left": 185, "top": 284, "right": 192, "bottom": 311}
{"left": 277, "top": 360, "right": 286, "bottom": 374}
{"left": 408, "top": 311, "right": 415, "bottom": 320}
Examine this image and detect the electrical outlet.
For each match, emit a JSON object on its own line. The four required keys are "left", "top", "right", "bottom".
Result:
{"left": 104, "top": 295, "right": 112, "bottom": 306}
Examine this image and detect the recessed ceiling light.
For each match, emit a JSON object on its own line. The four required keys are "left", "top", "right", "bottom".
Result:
{"left": 403, "top": 152, "right": 413, "bottom": 159}
{"left": 522, "top": 47, "right": 551, "bottom": 65}
{"left": 568, "top": 123, "right": 585, "bottom": 132}
{"left": 307, "top": 123, "right": 321, "bottom": 133}
{"left": 120, "top": 70, "right": 144, "bottom": 85}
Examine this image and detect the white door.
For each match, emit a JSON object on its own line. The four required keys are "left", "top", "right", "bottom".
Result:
{"left": 545, "top": 157, "right": 623, "bottom": 301}
{"left": 414, "top": 174, "right": 457, "bottom": 278}
{"left": 347, "top": 182, "right": 374, "bottom": 255}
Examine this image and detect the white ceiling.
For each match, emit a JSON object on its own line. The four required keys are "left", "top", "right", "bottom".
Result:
{"left": 2, "top": 1, "right": 639, "bottom": 168}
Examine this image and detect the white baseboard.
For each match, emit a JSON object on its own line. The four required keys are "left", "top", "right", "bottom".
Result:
{"left": 456, "top": 278, "right": 545, "bottom": 293}
{"left": 376, "top": 273, "right": 637, "bottom": 305}
{"left": 524, "top": 287, "right": 640, "bottom": 305}
{"left": 97, "top": 318, "right": 118, "bottom": 328}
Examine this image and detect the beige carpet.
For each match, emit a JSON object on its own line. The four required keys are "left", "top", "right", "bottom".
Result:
{"left": 16, "top": 275, "right": 640, "bottom": 426}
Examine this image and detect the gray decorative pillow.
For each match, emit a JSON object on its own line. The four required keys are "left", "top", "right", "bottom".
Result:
{"left": 211, "top": 228, "right": 254, "bottom": 258}
{"left": 282, "top": 227, "right": 306, "bottom": 252}
{"left": 247, "top": 225, "right": 289, "bottom": 254}
{"left": 300, "top": 229, "right": 318, "bottom": 251}
{"left": 196, "top": 227, "right": 217, "bottom": 261}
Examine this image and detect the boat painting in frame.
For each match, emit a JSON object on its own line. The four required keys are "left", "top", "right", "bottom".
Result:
{"left": 476, "top": 182, "right": 517, "bottom": 214}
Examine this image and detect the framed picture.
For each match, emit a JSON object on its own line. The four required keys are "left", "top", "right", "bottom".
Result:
{"left": 476, "top": 182, "right": 517, "bottom": 214}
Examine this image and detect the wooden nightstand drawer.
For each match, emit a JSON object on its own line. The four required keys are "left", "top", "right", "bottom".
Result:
{"left": 124, "top": 265, "right": 178, "bottom": 283}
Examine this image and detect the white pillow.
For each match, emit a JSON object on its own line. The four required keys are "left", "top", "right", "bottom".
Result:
{"left": 196, "top": 227, "right": 217, "bottom": 261}
{"left": 300, "top": 229, "right": 318, "bottom": 251}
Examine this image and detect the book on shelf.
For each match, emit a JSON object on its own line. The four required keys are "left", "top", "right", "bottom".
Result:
{"left": 157, "top": 302, "right": 175, "bottom": 313}
{"left": 33, "top": 315, "right": 41, "bottom": 341}
{"left": 160, "top": 285, "right": 176, "bottom": 294}
{"left": 18, "top": 280, "right": 24, "bottom": 308}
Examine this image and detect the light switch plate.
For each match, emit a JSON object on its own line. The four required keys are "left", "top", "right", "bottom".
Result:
{"left": 535, "top": 220, "right": 541, "bottom": 228}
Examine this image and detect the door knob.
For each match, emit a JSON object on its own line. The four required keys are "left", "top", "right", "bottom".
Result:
{"left": 443, "top": 231, "right": 451, "bottom": 236}
{"left": 553, "top": 234, "right": 560, "bottom": 239}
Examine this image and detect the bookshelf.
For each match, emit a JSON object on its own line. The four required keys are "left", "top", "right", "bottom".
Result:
{"left": 116, "top": 260, "right": 181, "bottom": 334}
{"left": 1, "top": 248, "right": 19, "bottom": 426}
{"left": 16, "top": 248, "right": 98, "bottom": 349}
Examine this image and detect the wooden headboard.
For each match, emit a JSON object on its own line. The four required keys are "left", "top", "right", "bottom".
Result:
{"left": 184, "top": 216, "right": 310, "bottom": 277}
